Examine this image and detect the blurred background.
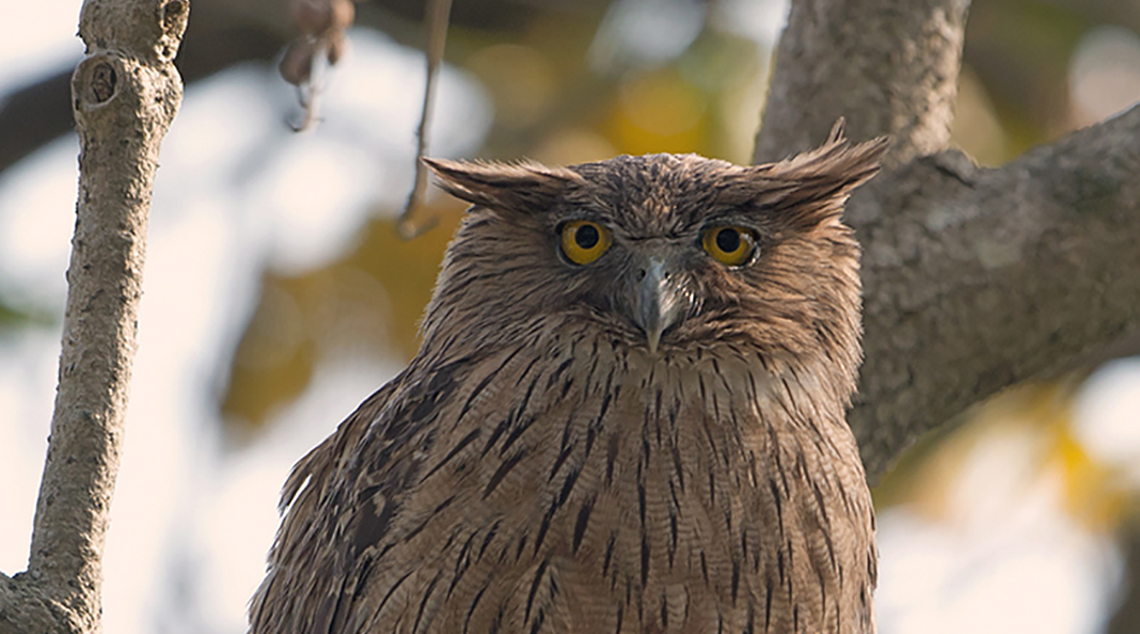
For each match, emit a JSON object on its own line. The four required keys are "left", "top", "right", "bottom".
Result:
{"left": 1, "top": 1, "right": 1139, "bottom": 632}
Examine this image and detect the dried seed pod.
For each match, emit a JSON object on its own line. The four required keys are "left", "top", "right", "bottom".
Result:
{"left": 327, "top": 30, "right": 348, "bottom": 65}
{"left": 292, "top": 0, "right": 333, "bottom": 35}
{"left": 330, "top": 0, "right": 355, "bottom": 31}
{"left": 279, "top": 39, "right": 315, "bottom": 85}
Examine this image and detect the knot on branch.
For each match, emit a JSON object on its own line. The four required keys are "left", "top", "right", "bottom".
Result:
{"left": 90, "top": 63, "right": 117, "bottom": 104}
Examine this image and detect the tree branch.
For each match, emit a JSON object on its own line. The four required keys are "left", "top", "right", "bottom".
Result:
{"left": 757, "top": 0, "right": 1139, "bottom": 482}
{"left": 0, "top": 0, "right": 186, "bottom": 631}
{"left": 851, "top": 105, "right": 1140, "bottom": 481}
{"left": 754, "top": 0, "right": 970, "bottom": 167}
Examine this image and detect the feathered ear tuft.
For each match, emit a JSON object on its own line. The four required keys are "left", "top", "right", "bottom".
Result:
{"left": 729, "top": 121, "right": 889, "bottom": 228}
{"left": 423, "top": 157, "right": 582, "bottom": 216}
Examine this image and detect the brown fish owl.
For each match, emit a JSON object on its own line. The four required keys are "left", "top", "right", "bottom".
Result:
{"left": 249, "top": 126, "right": 888, "bottom": 634}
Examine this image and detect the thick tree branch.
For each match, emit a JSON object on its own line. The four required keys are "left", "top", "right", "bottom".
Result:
{"left": 758, "top": 0, "right": 1139, "bottom": 482}
{"left": 0, "top": 0, "right": 186, "bottom": 632}
{"left": 851, "top": 105, "right": 1140, "bottom": 481}
{"left": 755, "top": 0, "right": 970, "bottom": 167}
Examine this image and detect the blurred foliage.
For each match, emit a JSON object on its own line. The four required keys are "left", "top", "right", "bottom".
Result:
{"left": 221, "top": 203, "right": 465, "bottom": 431}
{"left": 0, "top": 295, "right": 54, "bottom": 333}
{"left": 874, "top": 382, "right": 1132, "bottom": 533}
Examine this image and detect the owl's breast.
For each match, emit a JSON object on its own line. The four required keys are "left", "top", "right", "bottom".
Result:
{"left": 347, "top": 344, "right": 874, "bottom": 634}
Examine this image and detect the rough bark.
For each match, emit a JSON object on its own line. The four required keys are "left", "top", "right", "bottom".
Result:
{"left": 0, "top": 1, "right": 186, "bottom": 632}
{"left": 755, "top": 0, "right": 970, "bottom": 167}
{"left": 756, "top": 0, "right": 1140, "bottom": 482}
{"left": 851, "top": 106, "right": 1140, "bottom": 480}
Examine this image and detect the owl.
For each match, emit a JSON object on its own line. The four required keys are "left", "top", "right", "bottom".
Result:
{"left": 249, "top": 124, "right": 888, "bottom": 634}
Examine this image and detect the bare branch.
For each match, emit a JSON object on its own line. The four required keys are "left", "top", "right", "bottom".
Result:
{"left": 754, "top": 0, "right": 970, "bottom": 166}
{"left": 0, "top": 0, "right": 187, "bottom": 631}
{"left": 852, "top": 106, "right": 1140, "bottom": 481}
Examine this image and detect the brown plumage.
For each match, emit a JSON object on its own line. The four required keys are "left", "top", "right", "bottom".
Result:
{"left": 249, "top": 124, "right": 888, "bottom": 634}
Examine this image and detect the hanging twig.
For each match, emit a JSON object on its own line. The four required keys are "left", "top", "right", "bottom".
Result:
{"left": 397, "top": 0, "right": 453, "bottom": 239}
{"left": 280, "top": 0, "right": 356, "bottom": 132}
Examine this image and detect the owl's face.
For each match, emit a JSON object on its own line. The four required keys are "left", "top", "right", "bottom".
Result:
{"left": 423, "top": 134, "right": 885, "bottom": 367}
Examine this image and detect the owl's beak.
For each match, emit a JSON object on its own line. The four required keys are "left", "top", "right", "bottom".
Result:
{"left": 631, "top": 258, "right": 688, "bottom": 354}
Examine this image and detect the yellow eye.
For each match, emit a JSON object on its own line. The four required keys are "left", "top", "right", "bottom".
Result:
{"left": 702, "top": 226, "right": 756, "bottom": 266}
{"left": 560, "top": 220, "right": 612, "bottom": 265}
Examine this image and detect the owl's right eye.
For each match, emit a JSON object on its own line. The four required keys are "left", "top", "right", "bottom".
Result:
{"left": 560, "top": 220, "right": 612, "bottom": 265}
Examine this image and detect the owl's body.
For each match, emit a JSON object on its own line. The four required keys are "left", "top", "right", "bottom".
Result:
{"left": 250, "top": 129, "right": 886, "bottom": 634}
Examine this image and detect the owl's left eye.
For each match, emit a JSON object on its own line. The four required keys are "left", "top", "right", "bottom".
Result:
{"left": 702, "top": 226, "right": 757, "bottom": 266}
{"left": 560, "top": 220, "right": 612, "bottom": 265}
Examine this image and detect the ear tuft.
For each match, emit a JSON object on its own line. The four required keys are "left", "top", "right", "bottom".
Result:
{"left": 738, "top": 124, "right": 890, "bottom": 227}
{"left": 423, "top": 157, "right": 582, "bottom": 216}
{"left": 825, "top": 117, "right": 848, "bottom": 145}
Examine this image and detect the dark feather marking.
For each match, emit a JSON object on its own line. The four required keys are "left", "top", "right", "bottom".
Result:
{"left": 640, "top": 534, "right": 650, "bottom": 588}
{"left": 573, "top": 496, "right": 595, "bottom": 553}
{"left": 638, "top": 483, "right": 647, "bottom": 528}
{"left": 352, "top": 498, "right": 398, "bottom": 557}
{"left": 668, "top": 509, "right": 678, "bottom": 567}
{"left": 449, "top": 530, "right": 484, "bottom": 597}
{"left": 457, "top": 348, "right": 522, "bottom": 422}
{"left": 501, "top": 410, "right": 538, "bottom": 454}
{"left": 558, "top": 467, "right": 581, "bottom": 507}
{"left": 477, "top": 520, "right": 501, "bottom": 560}
{"left": 488, "top": 606, "right": 503, "bottom": 634}
{"left": 817, "top": 566, "right": 828, "bottom": 611}
{"left": 700, "top": 550, "right": 709, "bottom": 584}
{"left": 670, "top": 442, "right": 685, "bottom": 492}
{"left": 640, "top": 434, "right": 653, "bottom": 468}
{"left": 404, "top": 494, "right": 457, "bottom": 542}
{"left": 481, "top": 417, "right": 512, "bottom": 457}
{"left": 549, "top": 440, "right": 574, "bottom": 482}
{"left": 606, "top": 434, "right": 620, "bottom": 486}
{"left": 764, "top": 576, "right": 774, "bottom": 631}
{"left": 462, "top": 577, "right": 494, "bottom": 634}
{"left": 821, "top": 518, "right": 838, "bottom": 571}
{"left": 515, "top": 533, "right": 530, "bottom": 561}
{"left": 351, "top": 556, "right": 374, "bottom": 600}
{"left": 811, "top": 479, "right": 833, "bottom": 529}
{"left": 528, "top": 609, "right": 545, "bottom": 634}
{"left": 533, "top": 501, "right": 556, "bottom": 555}
{"left": 602, "top": 532, "right": 616, "bottom": 577}
{"left": 768, "top": 479, "right": 783, "bottom": 534}
{"left": 547, "top": 356, "right": 575, "bottom": 388}
{"left": 424, "top": 428, "right": 482, "bottom": 480}
{"left": 524, "top": 557, "right": 550, "bottom": 621}
{"left": 411, "top": 570, "right": 443, "bottom": 634}
{"left": 484, "top": 451, "right": 527, "bottom": 498}
{"left": 585, "top": 383, "right": 612, "bottom": 457}
{"left": 374, "top": 569, "right": 415, "bottom": 621}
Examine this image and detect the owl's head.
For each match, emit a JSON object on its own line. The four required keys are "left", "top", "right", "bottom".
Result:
{"left": 423, "top": 125, "right": 886, "bottom": 375}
